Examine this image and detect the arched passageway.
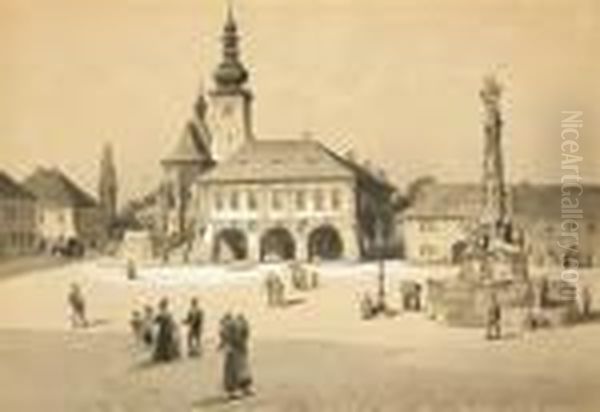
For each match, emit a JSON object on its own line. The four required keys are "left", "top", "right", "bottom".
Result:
{"left": 260, "top": 227, "right": 296, "bottom": 261}
{"left": 308, "top": 225, "right": 344, "bottom": 260}
{"left": 213, "top": 228, "right": 248, "bottom": 262}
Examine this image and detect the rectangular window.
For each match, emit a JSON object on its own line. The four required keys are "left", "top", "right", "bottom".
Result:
{"left": 295, "top": 190, "right": 306, "bottom": 210}
{"left": 214, "top": 191, "right": 223, "bottom": 211}
{"left": 4, "top": 206, "right": 17, "bottom": 221}
{"left": 331, "top": 189, "right": 341, "bottom": 210}
{"left": 272, "top": 190, "right": 283, "bottom": 210}
{"left": 247, "top": 191, "right": 257, "bottom": 210}
{"left": 230, "top": 190, "right": 239, "bottom": 210}
{"left": 419, "top": 244, "right": 437, "bottom": 257}
{"left": 419, "top": 221, "right": 437, "bottom": 232}
{"left": 314, "top": 189, "right": 324, "bottom": 211}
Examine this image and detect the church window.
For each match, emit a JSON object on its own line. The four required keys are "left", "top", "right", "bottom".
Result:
{"left": 314, "top": 189, "right": 324, "bottom": 211}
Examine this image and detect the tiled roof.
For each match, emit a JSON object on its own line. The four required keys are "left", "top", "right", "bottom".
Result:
{"left": 405, "top": 182, "right": 600, "bottom": 221}
{"left": 24, "top": 168, "right": 97, "bottom": 208}
{"left": 198, "top": 139, "right": 356, "bottom": 183}
{"left": 405, "top": 183, "right": 484, "bottom": 218}
{"left": 0, "top": 170, "right": 35, "bottom": 200}
{"left": 512, "top": 183, "right": 600, "bottom": 221}
{"left": 162, "top": 119, "right": 212, "bottom": 164}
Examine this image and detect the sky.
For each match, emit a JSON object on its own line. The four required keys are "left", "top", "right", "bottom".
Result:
{"left": 0, "top": 0, "right": 598, "bottom": 202}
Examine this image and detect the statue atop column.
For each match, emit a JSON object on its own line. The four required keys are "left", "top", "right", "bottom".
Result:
{"left": 480, "top": 74, "right": 507, "bottom": 239}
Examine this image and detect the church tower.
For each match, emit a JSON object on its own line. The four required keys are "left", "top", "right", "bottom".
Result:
{"left": 208, "top": 4, "right": 254, "bottom": 162}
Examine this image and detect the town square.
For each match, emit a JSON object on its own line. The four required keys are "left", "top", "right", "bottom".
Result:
{"left": 0, "top": 0, "right": 599, "bottom": 411}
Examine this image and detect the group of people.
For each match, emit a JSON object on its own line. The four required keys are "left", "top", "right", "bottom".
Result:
{"left": 264, "top": 263, "right": 321, "bottom": 307}
{"left": 289, "top": 262, "right": 319, "bottom": 291}
{"left": 130, "top": 297, "right": 204, "bottom": 361}
{"left": 129, "top": 298, "right": 254, "bottom": 398}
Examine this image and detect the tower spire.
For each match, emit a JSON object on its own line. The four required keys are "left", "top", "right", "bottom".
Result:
{"left": 213, "top": 0, "right": 249, "bottom": 91}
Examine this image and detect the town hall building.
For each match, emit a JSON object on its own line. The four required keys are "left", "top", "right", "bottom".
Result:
{"left": 158, "top": 6, "right": 395, "bottom": 263}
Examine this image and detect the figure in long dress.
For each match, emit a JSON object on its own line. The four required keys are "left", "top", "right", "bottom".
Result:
{"left": 219, "top": 312, "right": 254, "bottom": 399}
{"left": 153, "top": 298, "right": 180, "bottom": 362}
{"left": 219, "top": 312, "right": 237, "bottom": 398}
{"left": 233, "top": 313, "right": 254, "bottom": 396}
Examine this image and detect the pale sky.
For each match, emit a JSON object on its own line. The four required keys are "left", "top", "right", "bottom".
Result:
{"left": 1, "top": 0, "right": 598, "bottom": 202}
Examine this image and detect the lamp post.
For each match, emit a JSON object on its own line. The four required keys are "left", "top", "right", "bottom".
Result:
{"left": 374, "top": 217, "right": 387, "bottom": 311}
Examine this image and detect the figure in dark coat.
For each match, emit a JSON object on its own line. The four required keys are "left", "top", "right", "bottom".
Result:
{"left": 153, "top": 298, "right": 180, "bottom": 362}
{"left": 183, "top": 297, "right": 204, "bottom": 357}
{"left": 486, "top": 293, "right": 502, "bottom": 340}
{"left": 232, "top": 314, "right": 253, "bottom": 395}
{"left": 68, "top": 283, "right": 88, "bottom": 328}
{"left": 219, "top": 312, "right": 254, "bottom": 399}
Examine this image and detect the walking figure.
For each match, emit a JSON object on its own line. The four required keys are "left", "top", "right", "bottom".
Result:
{"left": 183, "top": 297, "right": 204, "bottom": 357}
{"left": 486, "top": 292, "right": 502, "bottom": 340}
{"left": 68, "top": 283, "right": 88, "bottom": 328}
{"left": 153, "top": 298, "right": 180, "bottom": 362}
{"left": 219, "top": 312, "right": 254, "bottom": 399}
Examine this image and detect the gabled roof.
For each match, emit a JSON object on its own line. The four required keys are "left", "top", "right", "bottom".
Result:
{"left": 198, "top": 139, "right": 356, "bottom": 183}
{"left": 23, "top": 167, "right": 97, "bottom": 208}
{"left": 162, "top": 119, "right": 212, "bottom": 164}
{"left": 0, "top": 170, "right": 35, "bottom": 200}
{"left": 405, "top": 182, "right": 600, "bottom": 221}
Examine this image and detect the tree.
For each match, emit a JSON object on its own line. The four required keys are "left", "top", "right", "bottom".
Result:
{"left": 98, "top": 143, "right": 118, "bottom": 228}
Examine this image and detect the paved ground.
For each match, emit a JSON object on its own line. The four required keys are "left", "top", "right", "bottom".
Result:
{"left": 0, "top": 255, "right": 70, "bottom": 281}
{"left": 0, "top": 260, "right": 598, "bottom": 411}
{"left": 1, "top": 325, "right": 600, "bottom": 412}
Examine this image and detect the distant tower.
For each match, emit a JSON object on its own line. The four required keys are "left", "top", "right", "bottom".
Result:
{"left": 208, "top": 3, "right": 253, "bottom": 162}
{"left": 161, "top": 90, "right": 213, "bottom": 236}
{"left": 98, "top": 143, "right": 118, "bottom": 224}
{"left": 479, "top": 74, "right": 507, "bottom": 234}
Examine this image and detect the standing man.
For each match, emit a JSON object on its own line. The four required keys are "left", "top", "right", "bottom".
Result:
{"left": 486, "top": 292, "right": 502, "bottom": 340}
{"left": 68, "top": 283, "right": 88, "bottom": 328}
{"left": 183, "top": 297, "right": 204, "bottom": 357}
